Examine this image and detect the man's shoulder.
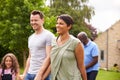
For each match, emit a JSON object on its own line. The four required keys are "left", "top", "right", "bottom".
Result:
{"left": 89, "top": 40, "right": 97, "bottom": 46}
{"left": 44, "top": 29, "right": 53, "bottom": 34}
{"left": 44, "top": 29, "right": 54, "bottom": 37}
{"left": 28, "top": 33, "right": 34, "bottom": 38}
{"left": 89, "top": 41, "right": 99, "bottom": 50}
{"left": 92, "top": 42, "right": 98, "bottom": 48}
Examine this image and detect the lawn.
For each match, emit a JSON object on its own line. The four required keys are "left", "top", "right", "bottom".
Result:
{"left": 97, "top": 69, "right": 120, "bottom": 80}
{"left": 20, "top": 67, "right": 24, "bottom": 74}
{"left": 20, "top": 68, "right": 120, "bottom": 80}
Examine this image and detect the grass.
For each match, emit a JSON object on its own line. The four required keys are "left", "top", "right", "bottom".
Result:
{"left": 97, "top": 69, "right": 120, "bottom": 80}
{"left": 20, "top": 67, "right": 24, "bottom": 74}
{"left": 20, "top": 68, "right": 120, "bottom": 80}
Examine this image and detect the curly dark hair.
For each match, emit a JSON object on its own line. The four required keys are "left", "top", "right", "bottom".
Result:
{"left": 57, "top": 14, "right": 74, "bottom": 26}
{"left": 0, "top": 53, "right": 20, "bottom": 75}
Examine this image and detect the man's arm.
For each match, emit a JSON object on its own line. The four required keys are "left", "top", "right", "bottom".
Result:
{"left": 86, "top": 56, "right": 98, "bottom": 69}
{"left": 86, "top": 43, "right": 99, "bottom": 69}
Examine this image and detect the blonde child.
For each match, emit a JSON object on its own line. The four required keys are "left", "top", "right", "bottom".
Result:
{"left": 0, "top": 53, "right": 20, "bottom": 80}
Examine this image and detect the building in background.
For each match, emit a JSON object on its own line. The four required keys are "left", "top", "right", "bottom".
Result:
{"left": 94, "top": 20, "right": 120, "bottom": 71}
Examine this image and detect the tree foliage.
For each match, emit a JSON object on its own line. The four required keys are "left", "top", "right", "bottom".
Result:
{"left": 0, "top": 0, "right": 97, "bottom": 67}
{"left": 48, "top": 0, "right": 95, "bottom": 37}
{"left": 0, "top": 0, "right": 50, "bottom": 66}
{"left": 85, "top": 23, "right": 98, "bottom": 40}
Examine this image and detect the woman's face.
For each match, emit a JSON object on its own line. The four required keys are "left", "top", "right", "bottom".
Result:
{"left": 56, "top": 18, "right": 71, "bottom": 35}
{"left": 5, "top": 56, "right": 12, "bottom": 69}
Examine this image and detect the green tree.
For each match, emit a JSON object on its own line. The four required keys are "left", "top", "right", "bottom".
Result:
{"left": 0, "top": 0, "right": 49, "bottom": 67}
{"left": 48, "top": 0, "right": 94, "bottom": 37}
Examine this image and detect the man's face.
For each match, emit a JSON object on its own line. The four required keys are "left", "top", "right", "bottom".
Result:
{"left": 77, "top": 35, "right": 86, "bottom": 45}
{"left": 30, "top": 14, "right": 44, "bottom": 30}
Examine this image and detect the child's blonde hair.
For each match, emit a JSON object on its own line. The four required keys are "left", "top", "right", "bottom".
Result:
{"left": 0, "top": 53, "right": 20, "bottom": 75}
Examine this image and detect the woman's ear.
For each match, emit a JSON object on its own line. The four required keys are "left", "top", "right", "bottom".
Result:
{"left": 68, "top": 25, "right": 72, "bottom": 30}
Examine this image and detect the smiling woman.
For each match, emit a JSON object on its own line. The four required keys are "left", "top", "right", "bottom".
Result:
{"left": 50, "top": 14, "right": 87, "bottom": 80}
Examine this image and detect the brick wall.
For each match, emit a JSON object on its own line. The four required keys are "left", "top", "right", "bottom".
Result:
{"left": 94, "top": 20, "right": 120, "bottom": 70}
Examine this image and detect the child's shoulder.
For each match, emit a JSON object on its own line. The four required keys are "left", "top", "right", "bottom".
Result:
{"left": 0, "top": 68, "right": 13, "bottom": 74}
{"left": 0, "top": 68, "right": 2, "bottom": 74}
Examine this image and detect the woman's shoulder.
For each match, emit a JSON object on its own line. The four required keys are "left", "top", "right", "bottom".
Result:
{"left": 44, "top": 29, "right": 54, "bottom": 35}
{"left": 70, "top": 35, "right": 80, "bottom": 43}
{"left": 69, "top": 35, "right": 81, "bottom": 48}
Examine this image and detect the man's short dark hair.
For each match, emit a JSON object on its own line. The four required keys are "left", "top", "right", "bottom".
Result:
{"left": 31, "top": 10, "right": 44, "bottom": 19}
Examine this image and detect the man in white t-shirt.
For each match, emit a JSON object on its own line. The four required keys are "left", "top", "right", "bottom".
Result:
{"left": 20, "top": 10, "right": 54, "bottom": 80}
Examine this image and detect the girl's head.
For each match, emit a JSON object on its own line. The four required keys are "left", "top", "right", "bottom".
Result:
{"left": 1, "top": 53, "right": 19, "bottom": 74}
{"left": 56, "top": 14, "right": 74, "bottom": 35}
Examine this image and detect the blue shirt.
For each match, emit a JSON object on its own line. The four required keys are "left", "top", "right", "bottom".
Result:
{"left": 84, "top": 40, "right": 100, "bottom": 72}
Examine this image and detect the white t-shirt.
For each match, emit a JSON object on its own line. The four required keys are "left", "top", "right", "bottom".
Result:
{"left": 28, "top": 29, "right": 54, "bottom": 74}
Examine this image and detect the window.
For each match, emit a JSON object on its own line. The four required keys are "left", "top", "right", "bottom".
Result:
{"left": 117, "top": 40, "right": 120, "bottom": 49}
{"left": 100, "top": 50, "right": 104, "bottom": 61}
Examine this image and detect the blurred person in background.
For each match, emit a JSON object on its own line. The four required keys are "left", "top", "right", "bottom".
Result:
{"left": 77, "top": 32, "right": 100, "bottom": 80}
